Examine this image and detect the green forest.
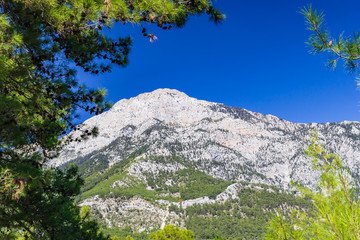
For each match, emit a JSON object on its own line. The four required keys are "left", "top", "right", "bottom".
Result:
{"left": 86, "top": 178, "right": 313, "bottom": 240}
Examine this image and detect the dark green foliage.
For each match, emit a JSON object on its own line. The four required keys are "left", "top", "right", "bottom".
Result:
{"left": 185, "top": 185, "right": 313, "bottom": 240}
{"left": 79, "top": 153, "right": 233, "bottom": 202}
{"left": 302, "top": 5, "right": 360, "bottom": 77}
{"left": 149, "top": 225, "right": 194, "bottom": 240}
{"left": 144, "top": 168, "right": 234, "bottom": 200}
{"left": 1, "top": 0, "right": 224, "bottom": 152}
{"left": 178, "top": 169, "right": 234, "bottom": 200}
{"left": 65, "top": 152, "right": 110, "bottom": 178}
{"left": 78, "top": 155, "right": 136, "bottom": 201}
{"left": 101, "top": 226, "right": 149, "bottom": 240}
{"left": 169, "top": 204, "right": 182, "bottom": 214}
{"left": 0, "top": 161, "right": 109, "bottom": 240}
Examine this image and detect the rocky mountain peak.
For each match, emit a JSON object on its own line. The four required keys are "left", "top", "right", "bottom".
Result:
{"left": 133, "top": 88, "right": 189, "bottom": 100}
{"left": 53, "top": 89, "right": 360, "bottom": 191}
{"left": 111, "top": 88, "right": 190, "bottom": 110}
{"left": 108, "top": 88, "right": 214, "bottom": 123}
{"left": 52, "top": 89, "right": 360, "bottom": 236}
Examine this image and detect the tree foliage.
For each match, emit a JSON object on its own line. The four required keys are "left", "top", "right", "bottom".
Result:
{"left": 265, "top": 131, "right": 360, "bottom": 239}
{"left": 1, "top": 162, "right": 108, "bottom": 239}
{"left": 0, "top": 0, "right": 224, "bottom": 238}
{"left": 149, "top": 225, "right": 194, "bottom": 240}
{"left": 0, "top": 0, "right": 224, "bottom": 152}
{"left": 185, "top": 184, "right": 312, "bottom": 240}
{"left": 265, "top": 7, "right": 360, "bottom": 239}
{"left": 302, "top": 5, "right": 360, "bottom": 76}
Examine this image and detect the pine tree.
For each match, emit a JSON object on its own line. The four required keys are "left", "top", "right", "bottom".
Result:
{"left": 301, "top": 5, "right": 360, "bottom": 78}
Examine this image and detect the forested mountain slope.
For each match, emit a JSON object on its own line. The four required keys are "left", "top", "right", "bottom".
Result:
{"left": 51, "top": 89, "right": 360, "bottom": 238}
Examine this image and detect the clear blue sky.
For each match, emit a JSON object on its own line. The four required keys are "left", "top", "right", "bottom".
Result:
{"left": 77, "top": 0, "right": 360, "bottom": 124}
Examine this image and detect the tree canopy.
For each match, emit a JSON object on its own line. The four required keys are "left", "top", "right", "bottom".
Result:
{"left": 0, "top": 0, "right": 224, "bottom": 153}
{"left": 0, "top": 0, "right": 224, "bottom": 238}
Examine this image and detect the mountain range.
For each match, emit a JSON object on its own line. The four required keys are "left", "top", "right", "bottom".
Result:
{"left": 51, "top": 89, "right": 360, "bottom": 239}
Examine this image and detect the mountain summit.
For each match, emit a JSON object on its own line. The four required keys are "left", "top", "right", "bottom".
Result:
{"left": 52, "top": 88, "right": 360, "bottom": 235}
{"left": 54, "top": 88, "right": 360, "bottom": 189}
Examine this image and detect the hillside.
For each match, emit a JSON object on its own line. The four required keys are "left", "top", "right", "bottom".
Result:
{"left": 52, "top": 89, "right": 360, "bottom": 239}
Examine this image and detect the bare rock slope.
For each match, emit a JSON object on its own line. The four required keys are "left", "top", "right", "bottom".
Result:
{"left": 54, "top": 88, "right": 360, "bottom": 189}
{"left": 51, "top": 89, "right": 360, "bottom": 233}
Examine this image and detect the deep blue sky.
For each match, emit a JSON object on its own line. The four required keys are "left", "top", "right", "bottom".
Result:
{"left": 78, "top": 0, "right": 360, "bottom": 124}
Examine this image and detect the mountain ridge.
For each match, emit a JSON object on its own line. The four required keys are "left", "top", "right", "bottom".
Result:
{"left": 53, "top": 88, "right": 360, "bottom": 189}
{"left": 51, "top": 88, "right": 360, "bottom": 237}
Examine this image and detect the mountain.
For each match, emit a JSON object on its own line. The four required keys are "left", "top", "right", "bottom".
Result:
{"left": 52, "top": 89, "right": 360, "bottom": 239}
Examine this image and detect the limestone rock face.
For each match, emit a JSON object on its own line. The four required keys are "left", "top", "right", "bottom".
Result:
{"left": 52, "top": 89, "right": 360, "bottom": 232}
{"left": 53, "top": 88, "right": 360, "bottom": 189}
